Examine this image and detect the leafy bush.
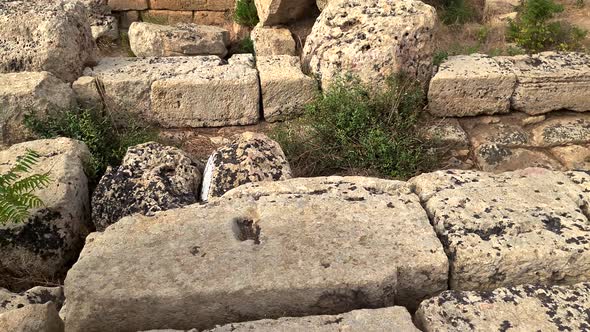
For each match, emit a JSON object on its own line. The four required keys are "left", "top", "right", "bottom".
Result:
{"left": 440, "top": 0, "right": 476, "bottom": 25}
{"left": 273, "top": 75, "right": 438, "bottom": 180}
{"left": 237, "top": 36, "right": 255, "bottom": 54}
{"left": 507, "top": 0, "right": 587, "bottom": 52}
{"left": 433, "top": 50, "right": 449, "bottom": 66}
{"left": 234, "top": 0, "right": 259, "bottom": 27}
{"left": 0, "top": 150, "right": 51, "bottom": 224}
{"left": 24, "top": 108, "right": 157, "bottom": 187}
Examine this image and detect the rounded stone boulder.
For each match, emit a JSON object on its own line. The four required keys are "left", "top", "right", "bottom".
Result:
{"left": 302, "top": 0, "right": 437, "bottom": 90}
{"left": 92, "top": 142, "right": 202, "bottom": 232}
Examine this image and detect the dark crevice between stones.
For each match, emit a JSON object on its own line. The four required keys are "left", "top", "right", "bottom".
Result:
{"left": 233, "top": 218, "right": 261, "bottom": 245}
{"left": 255, "top": 62, "right": 265, "bottom": 122}
{"left": 408, "top": 183, "right": 453, "bottom": 298}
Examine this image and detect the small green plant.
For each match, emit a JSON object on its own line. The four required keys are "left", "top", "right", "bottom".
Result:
{"left": 237, "top": 36, "right": 255, "bottom": 54}
{"left": 234, "top": 0, "right": 259, "bottom": 27}
{"left": 507, "top": 0, "right": 587, "bottom": 52}
{"left": 433, "top": 50, "right": 449, "bottom": 66}
{"left": 0, "top": 150, "right": 51, "bottom": 224}
{"left": 24, "top": 108, "right": 157, "bottom": 187}
{"left": 273, "top": 74, "right": 438, "bottom": 179}
{"left": 441, "top": 0, "right": 476, "bottom": 25}
{"left": 575, "top": 0, "right": 585, "bottom": 8}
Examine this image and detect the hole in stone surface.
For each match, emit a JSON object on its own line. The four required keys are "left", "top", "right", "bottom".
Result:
{"left": 233, "top": 218, "right": 261, "bottom": 245}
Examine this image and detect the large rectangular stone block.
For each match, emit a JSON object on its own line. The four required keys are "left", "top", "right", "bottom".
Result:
{"left": 504, "top": 52, "right": 590, "bottom": 115}
{"left": 82, "top": 56, "right": 221, "bottom": 123}
{"left": 257, "top": 56, "right": 317, "bottom": 122}
{"left": 108, "top": 0, "right": 148, "bottom": 10}
{"left": 416, "top": 283, "right": 590, "bottom": 331}
{"left": 149, "top": 62, "right": 260, "bottom": 127}
{"left": 410, "top": 168, "right": 590, "bottom": 291}
{"left": 64, "top": 177, "right": 448, "bottom": 331}
{"left": 150, "top": 0, "right": 207, "bottom": 10}
{"left": 0, "top": 138, "right": 91, "bottom": 290}
{"left": 428, "top": 54, "right": 516, "bottom": 117}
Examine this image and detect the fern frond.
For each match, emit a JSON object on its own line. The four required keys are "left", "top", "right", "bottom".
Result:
{"left": 0, "top": 150, "right": 51, "bottom": 224}
{"left": 12, "top": 173, "right": 51, "bottom": 194}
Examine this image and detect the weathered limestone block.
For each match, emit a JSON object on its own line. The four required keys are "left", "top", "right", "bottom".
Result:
{"left": 251, "top": 25, "right": 296, "bottom": 56}
{"left": 474, "top": 144, "right": 563, "bottom": 172}
{"left": 467, "top": 122, "right": 529, "bottom": 147}
{"left": 0, "top": 72, "right": 76, "bottom": 144}
{"left": 316, "top": 0, "right": 331, "bottom": 11}
{"left": 428, "top": 54, "right": 516, "bottom": 116}
{"left": 108, "top": 0, "right": 148, "bottom": 10}
{"left": 483, "top": 0, "right": 520, "bottom": 21}
{"left": 0, "top": 303, "right": 64, "bottom": 332}
{"left": 92, "top": 142, "right": 201, "bottom": 231}
{"left": 149, "top": 62, "right": 260, "bottom": 128}
{"left": 551, "top": 145, "right": 590, "bottom": 170}
{"left": 201, "top": 132, "right": 292, "bottom": 201}
{"left": 193, "top": 11, "right": 228, "bottom": 26}
{"left": 302, "top": 0, "right": 436, "bottom": 90}
{"left": 129, "top": 22, "right": 229, "bottom": 57}
{"left": 529, "top": 114, "right": 590, "bottom": 147}
{"left": 416, "top": 283, "right": 590, "bottom": 331}
{"left": 255, "top": 0, "right": 317, "bottom": 26}
{"left": 422, "top": 119, "right": 470, "bottom": 150}
{"left": 410, "top": 168, "right": 590, "bottom": 291}
{"left": 0, "top": 0, "right": 97, "bottom": 82}
{"left": 257, "top": 56, "right": 318, "bottom": 122}
{"left": 0, "top": 138, "right": 91, "bottom": 290}
{"left": 205, "top": 307, "right": 420, "bottom": 331}
{"left": 64, "top": 177, "right": 448, "bottom": 331}
{"left": 141, "top": 10, "right": 193, "bottom": 24}
{"left": 505, "top": 52, "right": 590, "bottom": 114}
{"left": 150, "top": 0, "right": 207, "bottom": 10}
{"left": 228, "top": 54, "right": 255, "bottom": 67}
{"left": 83, "top": 56, "right": 222, "bottom": 118}
{"left": 72, "top": 76, "right": 102, "bottom": 110}
{"left": 0, "top": 287, "right": 64, "bottom": 314}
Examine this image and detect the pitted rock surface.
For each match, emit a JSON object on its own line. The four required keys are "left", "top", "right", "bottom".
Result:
{"left": 203, "top": 307, "right": 419, "bottom": 331}
{"left": 302, "top": 0, "right": 436, "bottom": 90}
{"left": 428, "top": 54, "right": 516, "bottom": 116}
{"left": 255, "top": 0, "right": 317, "bottom": 26}
{"left": 0, "top": 138, "right": 91, "bottom": 290}
{"left": 410, "top": 168, "right": 590, "bottom": 291}
{"left": 551, "top": 145, "right": 590, "bottom": 170}
{"left": 257, "top": 56, "right": 318, "bottom": 122}
{"left": 530, "top": 114, "right": 590, "bottom": 147}
{"left": 0, "top": 0, "right": 97, "bottom": 82}
{"left": 0, "top": 287, "right": 64, "bottom": 314}
{"left": 64, "top": 176, "right": 447, "bottom": 331}
{"left": 92, "top": 142, "right": 201, "bottom": 232}
{"left": 129, "top": 22, "right": 229, "bottom": 57}
{"left": 201, "top": 132, "right": 292, "bottom": 201}
{"left": 416, "top": 282, "right": 590, "bottom": 332}
{"left": 0, "top": 302, "right": 64, "bottom": 332}
{"left": 474, "top": 145, "right": 563, "bottom": 172}
{"left": 0, "top": 71, "right": 76, "bottom": 144}
{"left": 505, "top": 52, "right": 590, "bottom": 114}
{"left": 251, "top": 25, "right": 296, "bottom": 56}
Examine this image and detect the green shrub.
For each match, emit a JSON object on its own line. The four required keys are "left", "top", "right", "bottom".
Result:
{"left": 273, "top": 75, "right": 438, "bottom": 180}
{"left": 440, "top": 0, "right": 476, "bottom": 25}
{"left": 237, "top": 36, "right": 255, "bottom": 54}
{"left": 234, "top": 0, "right": 259, "bottom": 27}
{"left": 24, "top": 108, "right": 157, "bottom": 187}
{"left": 0, "top": 150, "right": 51, "bottom": 224}
{"left": 507, "top": 0, "right": 587, "bottom": 52}
{"left": 433, "top": 50, "right": 449, "bottom": 66}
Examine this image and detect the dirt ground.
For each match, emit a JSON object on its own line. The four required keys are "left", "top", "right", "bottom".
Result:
{"left": 434, "top": 0, "right": 590, "bottom": 56}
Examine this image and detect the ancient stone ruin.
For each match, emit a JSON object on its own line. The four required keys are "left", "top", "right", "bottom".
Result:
{"left": 0, "top": 0, "right": 589, "bottom": 330}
